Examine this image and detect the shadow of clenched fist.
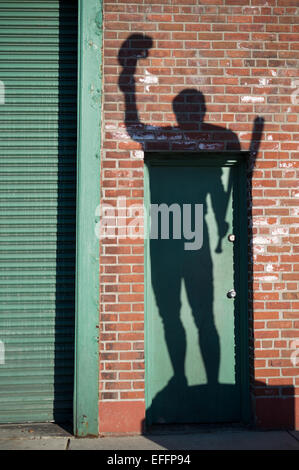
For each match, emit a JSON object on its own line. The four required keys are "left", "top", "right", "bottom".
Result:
{"left": 118, "top": 34, "right": 153, "bottom": 68}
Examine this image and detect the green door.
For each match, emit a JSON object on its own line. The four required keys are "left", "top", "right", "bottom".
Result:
{"left": 145, "top": 155, "right": 248, "bottom": 425}
{"left": 0, "top": 1, "right": 78, "bottom": 423}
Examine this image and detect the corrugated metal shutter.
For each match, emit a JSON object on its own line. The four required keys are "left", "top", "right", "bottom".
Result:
{"left": 0, "top": 0, "right": 77, "bottom": 423}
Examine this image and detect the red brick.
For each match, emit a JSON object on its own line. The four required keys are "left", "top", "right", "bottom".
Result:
{"left": 99, "top": 401, "right": 145, "bottom": 434}
{"left": 100, "top": 1, "right": 299, "bottom": 433}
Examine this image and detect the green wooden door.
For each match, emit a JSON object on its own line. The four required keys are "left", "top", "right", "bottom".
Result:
{"left": 145, "top": 155, "right": 247, "bottom": 425}
{"left": 0, "top": 0, "right": 78, "bottom": 423}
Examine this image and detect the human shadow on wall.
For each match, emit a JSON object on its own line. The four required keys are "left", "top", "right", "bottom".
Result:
{"left": 118, "top": 34, "right": 264, "bottom": 428}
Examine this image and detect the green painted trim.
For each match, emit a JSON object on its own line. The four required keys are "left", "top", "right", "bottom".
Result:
{"left": 144, "top": 152, "right": 250, "bottom": 426}
{"left": 74, "top": 0, "right": 102, "bottom": 437}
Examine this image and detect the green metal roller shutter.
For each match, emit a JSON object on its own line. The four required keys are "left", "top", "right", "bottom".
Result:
{"left": 0, "top": 0, "right": 77, "bottom": 423}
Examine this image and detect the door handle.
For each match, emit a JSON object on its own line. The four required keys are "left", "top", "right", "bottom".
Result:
{"left": 227, "top": 289, "right": 236, "bottom": 299}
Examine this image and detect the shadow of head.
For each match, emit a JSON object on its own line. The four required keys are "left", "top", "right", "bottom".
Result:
{"left": 118, "top": 33, "right": 153, "bottom": 67}
{"left": 173, "top": 89, "right": 206, "bottom": 128}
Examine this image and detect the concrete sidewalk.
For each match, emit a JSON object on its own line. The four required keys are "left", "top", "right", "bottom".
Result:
{"left": 0, "top": 423, "right": 299, "bottom": 450}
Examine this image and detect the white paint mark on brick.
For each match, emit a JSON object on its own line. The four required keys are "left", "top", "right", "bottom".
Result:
{"left": 239, "top": 132, "right": 248, "bottom": 139}
{"left": 253, "top": 245, "right": 266, "bottom": 254}
{"left": 257, "top": 78, "right": 270, "bottom": 87}
{"left": 290, "top": 340, "right": 299, "bottom": 366}
{"left": 253, "top": 236, "right": 280, "bottom": 245}
{"left": 198, "top": 143, "right": 223, "bottom": 150}
{"left": 241, "top": 96, "right": 265, "bottom": 103}
{"left": 271, "top": 227, "right": 289, "bottom": 236}
{"left": 253, "top": 217, "right": 270, "bottom": 226}
{"left": 267, "top": 135, "right": 273, "bottom": 141}
{"left": 279, "top": 162, "right": 295, "bottom": 168}
{"left": 131, "top": 150, "right": 144, "bottom": 160}
{"left": 258, "top": 275, "right": 278, "bottom": 282}
{"left": 112, "top": 128, "right": 130, "bottom": 140}
{"left": 246, "top": 7, "right": 260, "bottom": 14}
{"left": 105, "top": 124, "right": 117, "bottom": 131}
{"left": 139, "top": 69, "right": 159, "bottom": 92}
{"left": 266, "top": 263, "right": 274, "bottom": 273}
{"left": 270, "top": 69, "right": 277, "bottom": 77}
{"left": 291, "top": 80, "right": 299, "bottom": 105}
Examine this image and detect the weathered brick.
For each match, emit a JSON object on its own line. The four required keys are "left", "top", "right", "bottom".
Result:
{"left": 100, "top": 0, "right": 299, "bottom": 433}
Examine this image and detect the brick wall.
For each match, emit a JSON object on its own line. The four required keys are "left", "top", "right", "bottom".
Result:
{"left": 100, "top": 0, "right": 299, "bottom": 433}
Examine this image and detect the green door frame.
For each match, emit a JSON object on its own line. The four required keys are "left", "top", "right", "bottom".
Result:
{"left": 144, "top": 152, "right": 250, "bottom": 426}
{"left": 74, "top": 0, "right": 102, "bottom": 437}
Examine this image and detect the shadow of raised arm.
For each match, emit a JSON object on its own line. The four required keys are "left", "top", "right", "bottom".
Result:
{"left": 118, "top": 34, "right": 153, "bottom": 143}
{"left": 249, "top": 116, "right": 265, "bottom": 170}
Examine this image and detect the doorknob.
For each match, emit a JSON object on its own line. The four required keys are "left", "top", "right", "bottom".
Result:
{"left": 227, "top": 289, "right": 236, "bottom": 299}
